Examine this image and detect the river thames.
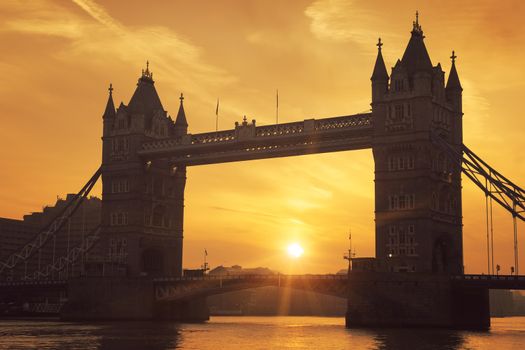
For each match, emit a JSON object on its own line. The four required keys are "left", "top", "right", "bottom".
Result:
{"left": 0, "top": 316, "right": 523, "bottom": 349}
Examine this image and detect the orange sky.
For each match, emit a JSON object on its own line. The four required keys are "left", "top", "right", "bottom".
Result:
{"left": 0, "top": 0, "right": 523, "bottom": 274}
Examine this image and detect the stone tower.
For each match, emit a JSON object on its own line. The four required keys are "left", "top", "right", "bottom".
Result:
{"left": 99, "top": 64, "right": 186, "bottom": 277}
{"left": 371, "top": 14, "right": 463, "bottom": 274}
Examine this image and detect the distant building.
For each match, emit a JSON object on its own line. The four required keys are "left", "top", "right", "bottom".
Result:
{"left": 208, "top": 265, "right": 275, "bottom": 276}
{"left": 0, "top": 195, "right": 101, "bottom": 280}
{"left": 0, "top": 218, "right": 37, "bottom": 263}
{"left": 183, "top": 268, "right": 206, "bottom": 278}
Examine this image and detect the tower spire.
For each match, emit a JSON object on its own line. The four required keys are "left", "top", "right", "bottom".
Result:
{"left": 412, "top": 10, "right": 423, "bottom": 35}
{"left": 371, "top": 37, "right": 389, "bottom": 81}
{"left": 174, "top": 92, "right": 188, "bottom": 127}
{"left": 102, "top": 83, "right": 116, "bottom": 119}
{"left": 140, "top": 60, "right": 153, "bottom": 82}
{"left": 446, "top": 50, "right": 462, "bottom": 90}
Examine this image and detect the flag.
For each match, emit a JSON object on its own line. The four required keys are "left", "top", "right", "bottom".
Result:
{"left": 215, "top": 98, "right": 219, "bottom": 131}
{"left": 205, "top": 249, "right": 208, "bottom": 256}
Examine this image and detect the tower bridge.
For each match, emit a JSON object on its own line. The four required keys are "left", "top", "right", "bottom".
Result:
{"left": 1, "top": 15, "right": 524, "bottom": 329}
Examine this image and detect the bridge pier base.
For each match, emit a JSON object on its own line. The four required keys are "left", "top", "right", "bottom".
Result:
{"left": 154, "top": 298, "right": 210, "bottom": 322}
{"left": 61, "top": 277, "right": 209, "bottom": 322}
{"left": 61, "top": 277, "right": 154, "bottom": 321}
{"left": 345, "top": 273, "right": 489, "bottom": 330}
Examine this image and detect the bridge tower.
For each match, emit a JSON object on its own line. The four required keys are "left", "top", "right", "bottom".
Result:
{"left": 98, "top": 64, "right": 186, "bottom": 277}
{"left": 371, "top": 15, "right": 463, "bottom": 274}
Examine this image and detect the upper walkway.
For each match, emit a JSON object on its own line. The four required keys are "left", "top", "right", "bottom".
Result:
{"left": 139, "top": 113, "right": 372, "bottom": 165}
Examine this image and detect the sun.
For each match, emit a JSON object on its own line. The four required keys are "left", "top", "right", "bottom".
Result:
{"left": 287, "top": 243, "right": 304, "bottom": 258}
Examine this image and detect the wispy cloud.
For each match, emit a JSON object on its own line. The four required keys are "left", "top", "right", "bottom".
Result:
{"left": 0, "top": 0, "right": 236, "bottom": 107}
{"left": 305, "top": 0, "right": 400, "bottom": 48}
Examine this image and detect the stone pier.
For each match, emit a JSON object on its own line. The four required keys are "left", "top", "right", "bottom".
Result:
{"left": 345, "top": 273, "right": 490, "bottom": 330}
{"left": 61, "top": 277, "right": 209, "bottom": 322}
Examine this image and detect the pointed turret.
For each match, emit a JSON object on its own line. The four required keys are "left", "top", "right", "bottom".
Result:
{"left": 371, "top": 38, "right": 389, "bottom": 102}
{"left": 371, "top": 38, "right": 389, "bottom": 81}
{"left": 102, "top": 83, "right": 116, "bottom": 119}
{"left": 400, "top": 11, "right": 433, "bottom": 77}
{"left": 446, "top": 51, "right": 463, "bottom": 141}
{"left": 173, "top": 93, "right": 188, "bottom": 136}
{"left": 128, "top": 61, "right": 164, "bottom": 116}
{"left": 446, "top": 51, "right": 462, "bottom": 91}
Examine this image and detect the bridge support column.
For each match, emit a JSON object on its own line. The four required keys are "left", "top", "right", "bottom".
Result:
{"left": 154, "top": 298, "right": 209, "bottom": 322}
{"left": 345, "top": 273, "right": 489, "bottom": 330}
{"left": 61, "top": 277, "right": 154, "bottom": 320}
{"left": 61, "top": 277, "right": 210, "bottom": 322}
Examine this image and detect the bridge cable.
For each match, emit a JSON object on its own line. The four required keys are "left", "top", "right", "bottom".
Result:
{"left": 29, "top": 225, "right": 101, "bottom": 281}
{"left": 514, "top": 202, "right": 519, "bottom": 275}
{"left": 431, "top": 133, "right": 524, "bottom": 275}
{"left": 490, "top": 181, "right": 495, "bottom": 275}
{"left": 0, "top": 167, "right": 101, "bottom": 278}
{"left": 485, "top": 177, "right": 490, "bottom": 274}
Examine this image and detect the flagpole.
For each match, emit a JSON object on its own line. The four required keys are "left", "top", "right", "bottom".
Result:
{"left": 215, "top": 98, "right": 219, "bottom": 132}
{"left": 276, "top": 89, "right": 279, "bottom": 124}
{"left": 204, "top": 249, "right": 208, "bottom": 272}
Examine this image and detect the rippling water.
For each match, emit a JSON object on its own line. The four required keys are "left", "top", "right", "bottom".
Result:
{"left": 0, "top": 317, "right": 524, "bottom": 349}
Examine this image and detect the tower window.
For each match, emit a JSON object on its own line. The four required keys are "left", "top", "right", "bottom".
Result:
{"left": 394, "top": 80, "right": 404, "bottom": 91}
{"left": 111, "top": 178, "right": 130, "bottom": 193}
{"left": 388, "top": 154, "right": 415, "bottom": 171}
{"left": 388, "top": 157, "right": 395, "bottom": 171}
{"left": 407, "top": 155, "right": 415, "bottom": 169}
{"left": 110, "top": 211, "right": 128, "bottom": 226}
{"left": 395, "top": 105, "right": 404, "bottom": 120}
{"left": 389, "top": 194, "right": 415, "bottom": 211}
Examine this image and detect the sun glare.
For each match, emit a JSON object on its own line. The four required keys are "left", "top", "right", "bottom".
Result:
{"left": 287, "top": 243, "right": 304, "bottom": 258}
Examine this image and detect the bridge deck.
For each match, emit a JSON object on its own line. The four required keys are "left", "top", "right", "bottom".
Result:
{"left": 2, "top": 274, "right": 524, "bottom": 290}
{"left": 139, "top": 113, "right": 372, "bottom": 165}
{"left": 451, "top": 274, "right": 525, "bottom": 289}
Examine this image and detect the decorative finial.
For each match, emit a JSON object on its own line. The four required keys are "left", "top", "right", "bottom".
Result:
{"left": 450, "top": 50, "right": 457, "bottom": 63}
{"left": 377, "top": 38, "right": 383, "bottom": 51}
{"left": 179, "top": 93, "right": 184, "bottom": 103}
{"left": 108, "top": 83, "right": 113, "bottom": 96}
{"left": 243, "top": 115, "right": 247, "bottom": 122}
{"left": 412, "top": 10, "right": 423, "bottom": 34}
{"left": 142, "top": 60, "right": 153, "bottom": 79}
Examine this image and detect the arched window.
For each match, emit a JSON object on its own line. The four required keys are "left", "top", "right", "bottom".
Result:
{"left": 152, "top": 205, "right": 165, "bottom": 227}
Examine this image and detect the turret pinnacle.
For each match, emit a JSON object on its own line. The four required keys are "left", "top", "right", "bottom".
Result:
{"left": 371, "top": 38, "right": 389, "bottom": 81}
{"left": 446, "top": 51, "right": 462, "bottom": 90}
{"left": 102, "top": 83, "right": 116, "bottom": 119}
{"left": 401, "top": 11, "right": 433, "bottom": 76}
{"left": 175, "top": 93, "right": 188, "bottom": 127}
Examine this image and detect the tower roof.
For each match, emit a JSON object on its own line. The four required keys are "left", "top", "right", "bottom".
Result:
{"left": 371, "top": 38, "right": 389, "bottom": 81}
{"left": 446, "top": 51, "right": 462, "bottom": 90}
{"left": 127, "top": 61, "right": 164, "bottom": 115}
{"left": 102, "top": 83, "right": 116, "bottom": 119}
{"left": 175, "top": 93, "right": 188, "bottom": 127}
{"left": 400, "top": 12, "right": 433, "bottom": 76}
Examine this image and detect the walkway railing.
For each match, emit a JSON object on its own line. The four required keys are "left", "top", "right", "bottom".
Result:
{"left": 141, "top": 113, "right": 372, "bottom": 152}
